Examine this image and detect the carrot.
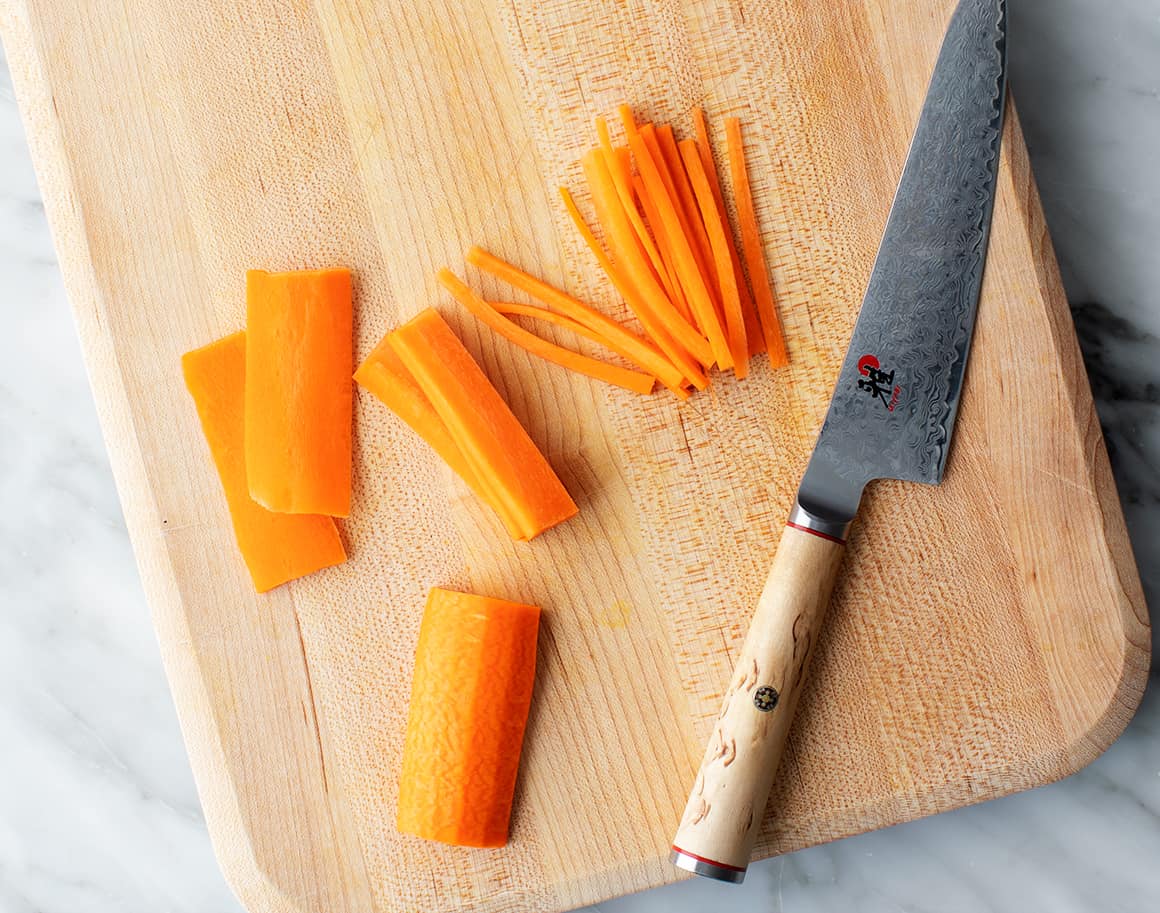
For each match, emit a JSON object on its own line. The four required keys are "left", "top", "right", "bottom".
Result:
{"left": 680, "top": 138, "right": 750, "bottom": 377}
{"left": 656, "top": 124, "right": 720, "bottom": 300}
{"left": 579, "top": 151, "right": 714, "bottom": 385}
{"left": 490, "top": 300, "right": 617, "bottom": 348}
{"left": 182, "top": 333, "right": 346, "bottom": 593}
{"left": 464, "top": 245, "right": 685, "bottom": 392}
{"left": 631, "top": 174, "right": 694, "bottom": 324}
{"left": 245, "top": 268, "right": 352, "bottom": 516}
{"left": 623, "top": 122, "right": 733, "bottom": 369}
{"left": 693, "top": 107, "right": 766, "bottom": 356}
{"left": 725, "top": 117, "right": 789, "bottom": 367}
{"left": 354, "top": 338, "right": 524, "bottom": 539}
{"left": 397, "top": 587, "right": 540, "bottom": 848}
{"left": 437, "top": 269, "right": 656, "bottom": 396}
{"left": 388, "top": 309, "right": 578, "bottom": 541}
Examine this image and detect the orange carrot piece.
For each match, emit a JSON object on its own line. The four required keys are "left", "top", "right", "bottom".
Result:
{"left": 692, "top": 107, "right": 766, "bottom": 356}
{"left": 657, "top": 125, "right": 720, "bottom": 298}
{"left": 624, "top": 124, "right": 733, "bottom": 369}
{"left": 397, "top": 587, "right": 540, "bottom": 848}
{"left": 244, "top": 268, "right": 352, "bottom": 516}
{"left": 438, "top": 269, "right": 656, "bottom": 396}
{"left": 354, "top": 339, "right": 523, "bottom": 539}
{"left": 580, "top": 151, "right": 714, "bottom": 384}
{"left": 388, "top": 309, "right": 578, "bottom": 541}
{"left": 465, "top": 245, "right": 685, "bottom": 392}
{"left": 632, "top": 174, "right": 694, "bottom": 324}
{"left": 182, "top": 333, "right": 346, "bottom": 593}
{"left": 725, "top": 117, "right": 789, "bottom": 367}
{"left": 680, "top": 138, "right": 750, "bottom": 378}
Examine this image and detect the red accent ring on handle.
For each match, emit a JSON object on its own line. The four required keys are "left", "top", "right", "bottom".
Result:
{"left": 786, "top": 520, "right": 846, "bottom": 545}
{"left": 670, "top": 846, "right": 748, "bottom": 873}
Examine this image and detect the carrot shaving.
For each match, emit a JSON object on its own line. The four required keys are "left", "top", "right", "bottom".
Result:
{"left": 439, "top": 269, "right": 656, "bottom": 395}
{"left": 465, "top": 245, "right": 686, "bottom": 393}
{"left": 680, "top": 138, "right": 749, "bottom": 377}
{"left": 726, "top": 116, "right": 788, "bottom": 367}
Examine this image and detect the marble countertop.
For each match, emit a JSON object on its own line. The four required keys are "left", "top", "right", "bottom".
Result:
{"left": 2, "top": 2, "right": 1156, "bottom": 911}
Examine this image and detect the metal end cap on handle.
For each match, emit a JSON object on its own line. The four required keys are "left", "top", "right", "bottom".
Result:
{"left": 670, "top": 846, "right": 747, "bottom": 883}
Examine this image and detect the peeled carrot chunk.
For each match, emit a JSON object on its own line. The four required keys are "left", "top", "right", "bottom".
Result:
{"left": 388, "top": 309, "right": 578, "bottom": 541}
{"left": 725, "top": 117, "right": 789, "bottom": 367}
{"left": 692, "top": 107, "right": 766, "bottom": 356}
{"left": 438, "top": 269, "right": 656, "bottom": 396}
{"left": 182, "top": 333, "right": 346, "bottom": 593}
{"left": 354, "top": 339, "right": 524, "bottom": 539}
{"left": 245, "top": 268, "right": 353, "bottom": 516}
{"left": 397, "top": 587, "right": 540, "bottom": 848}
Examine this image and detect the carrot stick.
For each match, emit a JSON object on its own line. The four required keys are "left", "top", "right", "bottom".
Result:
{"left": 693, "top": 107, "right": 766, "bottom": 355}
{"left": 388, "top": 309, "right": 578, "bottom": 541}
{"left": 183, "top": 333, "right": 346, "bottom": 593}
{"left": 680, "top": 138, "right": 749, "bottom": 377}
{"left": 624, "top": 125, "right": 733, "bottom": 368}
{"left": 465, "top": 245, "right": 685, "bottom": 392}
{"left": 657, "top": 124, "right": 720, "bottom": 298}
{"left": 490, "top": 300, "right": 616, "bottom": 348}
{"left": 632, "top": 174, "right": 694, "bottom": 324}
{"left": 726, "top": 117, "right": 789, "bottom": 367}
{"left": 397, "top": 587, "right": 540, "bottom": 848}
{"left": 438, "top": 269, "right": 656, "bottom": 396}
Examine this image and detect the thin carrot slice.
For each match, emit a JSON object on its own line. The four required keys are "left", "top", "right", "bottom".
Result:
{"left": 693, "top": 107, "right": 766, "bottom": 356}
{"left": 388, "top": 309, "right": 578, "bottom": 540}
{"left": 623, "top": 125, "right": 733, "bottom": 368}
{"left": 726, "top": 117, "right": 789, "bottom": 367}
{"left": 438, "top": 269, "right": 656, "bottom": 396}
{"left": 680, "top": 138, "right": 750, "bottom": 378}
{"left": 354, "top": 339, "right": 523, "bottom": 539}
{"left": 245, "top": 268, "right": 352, "bottom": 516}
{"left": 182, "top": 333, "right": 346, "bottom": 593}
{"left": 465, "top": 245, "right": 685, "bottom": 392}
{"left": 397, "top": 587, "right": 540, "bottom": 848}
{"left": 580, "top": 150, "right": 714, "bottom": 383}
{"left": 657, "top": 125, "right": 720, "bottom": 298}
{"left": 632, "top": 174, "right": 694, "bottom": 324}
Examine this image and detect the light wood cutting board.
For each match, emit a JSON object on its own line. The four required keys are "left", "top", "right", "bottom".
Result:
{"left": 2, "top": 0, "right": 1148, "bottom": 910}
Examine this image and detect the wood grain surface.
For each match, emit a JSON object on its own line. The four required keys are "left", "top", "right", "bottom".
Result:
{"left": 0, "top": 0, "right": 1148, "bottom": 911}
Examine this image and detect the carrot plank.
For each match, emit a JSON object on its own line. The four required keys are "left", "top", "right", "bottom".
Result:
{"left": 725, "top": 117, "right": 789, "bottom": 367}
{"left": 438, "top": 269, "right": 656, "bottom": 395}
{"left": 387, "top": 309, "right": 578, "bottom": 541}
{"left": 182, "top": 333, "right": 346, "bottom": 593}
{"left": 397, "top": 587, "right": 540, "bottom": 848}
{"left": 680, "top": 138, "right": 750, "bottom": 377}
{"left": 244, "top": 268, "right": 353, "bottom": 516}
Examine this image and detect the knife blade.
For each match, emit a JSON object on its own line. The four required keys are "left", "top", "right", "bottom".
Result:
{"left": 672, "top": 0, "right": 1008, "bottom": 882}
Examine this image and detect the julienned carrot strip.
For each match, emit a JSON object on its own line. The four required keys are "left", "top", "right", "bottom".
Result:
{"left": 182, "top": 333, "right": 346, "bottom": 593}
{"left": 388, "top": 309, "right": 578, "bottom": 541}
{"left": 726, "top": 117, "right": 789, "bottom": 367}
{"left": 581, "top": 150, "right": 714, "bottom": 384}
{"left": 438, "top": 269, "right": 656, "bottom": 396}
{"left": 624, "top": 126, "right": 733, "bottom": 369}
{"left": 245, "top": 269, "right": 353, "bottom": 516}
{"left": 490, "top": 300, "right": 616, "bottom": 348}
{"left": 632, "top": 174, "right": 694, "bottom": 324}
{"left": 657, "top": 125, "right": 720, "bottom": 299}
{"left": 465, "top": 245, "right": 685, "bottom": 392}
{"left": 692, "top": 107, "right": 766, "bottom": 356}
{"left": 558, "top": 187, "right": 696, "bottom": 398}
{"left": 397, "top": 587, "right": 539, "bottom": 848}
{"left": 680, "top": 138, "right": 749, "bottom": 378}
{"left": 353, "top": 340, "right": 523, "bottom": 539}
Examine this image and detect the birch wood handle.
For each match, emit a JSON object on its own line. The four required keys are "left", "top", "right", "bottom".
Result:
{"left": 671, "top": 523, "right": 846, "bottom": 881}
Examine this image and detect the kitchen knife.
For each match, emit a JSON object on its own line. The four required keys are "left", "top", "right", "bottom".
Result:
{"left": 671, "top": 0, "right": 1008, "bottom": 882}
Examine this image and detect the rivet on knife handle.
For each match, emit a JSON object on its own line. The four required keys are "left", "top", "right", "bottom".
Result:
{"left": 670, "top": 505, "right": 846, "bottom": 881}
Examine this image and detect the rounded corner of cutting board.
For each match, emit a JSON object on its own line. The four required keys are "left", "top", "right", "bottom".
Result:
{"left": 204, "top": 823, "right": 317, "bottom": 913}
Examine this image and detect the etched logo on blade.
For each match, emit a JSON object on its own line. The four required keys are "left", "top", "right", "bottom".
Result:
{"left": 856, "top": 354, "right": 901, "bottom": 412}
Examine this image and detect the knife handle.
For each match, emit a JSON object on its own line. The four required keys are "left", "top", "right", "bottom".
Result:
{"left": 671, "top": 515, "right": 847, "bottom": 882}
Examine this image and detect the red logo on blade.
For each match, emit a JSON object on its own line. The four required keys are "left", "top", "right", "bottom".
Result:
{"left": 856, "top": 353, "right": 901, "bottom": 412}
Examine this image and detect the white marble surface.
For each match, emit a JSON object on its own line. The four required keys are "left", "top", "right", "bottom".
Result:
{"left": 1, "top": 2, "right": 1157, "bottom": 911}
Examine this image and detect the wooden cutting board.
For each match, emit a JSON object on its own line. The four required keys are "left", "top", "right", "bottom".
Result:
{"left": 2, "top": 0, "right": 1148, "bottom": 910}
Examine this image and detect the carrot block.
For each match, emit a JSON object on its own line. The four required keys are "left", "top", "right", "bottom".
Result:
{"left": 680, "top": 138, "right": 749, "bottom": 378}
{"left": 437, "top": 269, "right": 656, "bottom": 396}
{"left": 693, "top": 107, "right": 766, "bottom": 356}
{"left": 397, "top": 587, "right": 540, "bottom": 848}
{"left": 182, "top": 333, "right": 346, "bottom": 593}
{"left": 725, "top": 117, "right": 789, "bottom": 367}
{"left": 354, "top": 338, "right": 523, "bottom": 539}
{"left": 388, "top": 309, "right": 578, "bottom": 541}
{"left": 245, "top": 268, "right": 353, "bottom": 516}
